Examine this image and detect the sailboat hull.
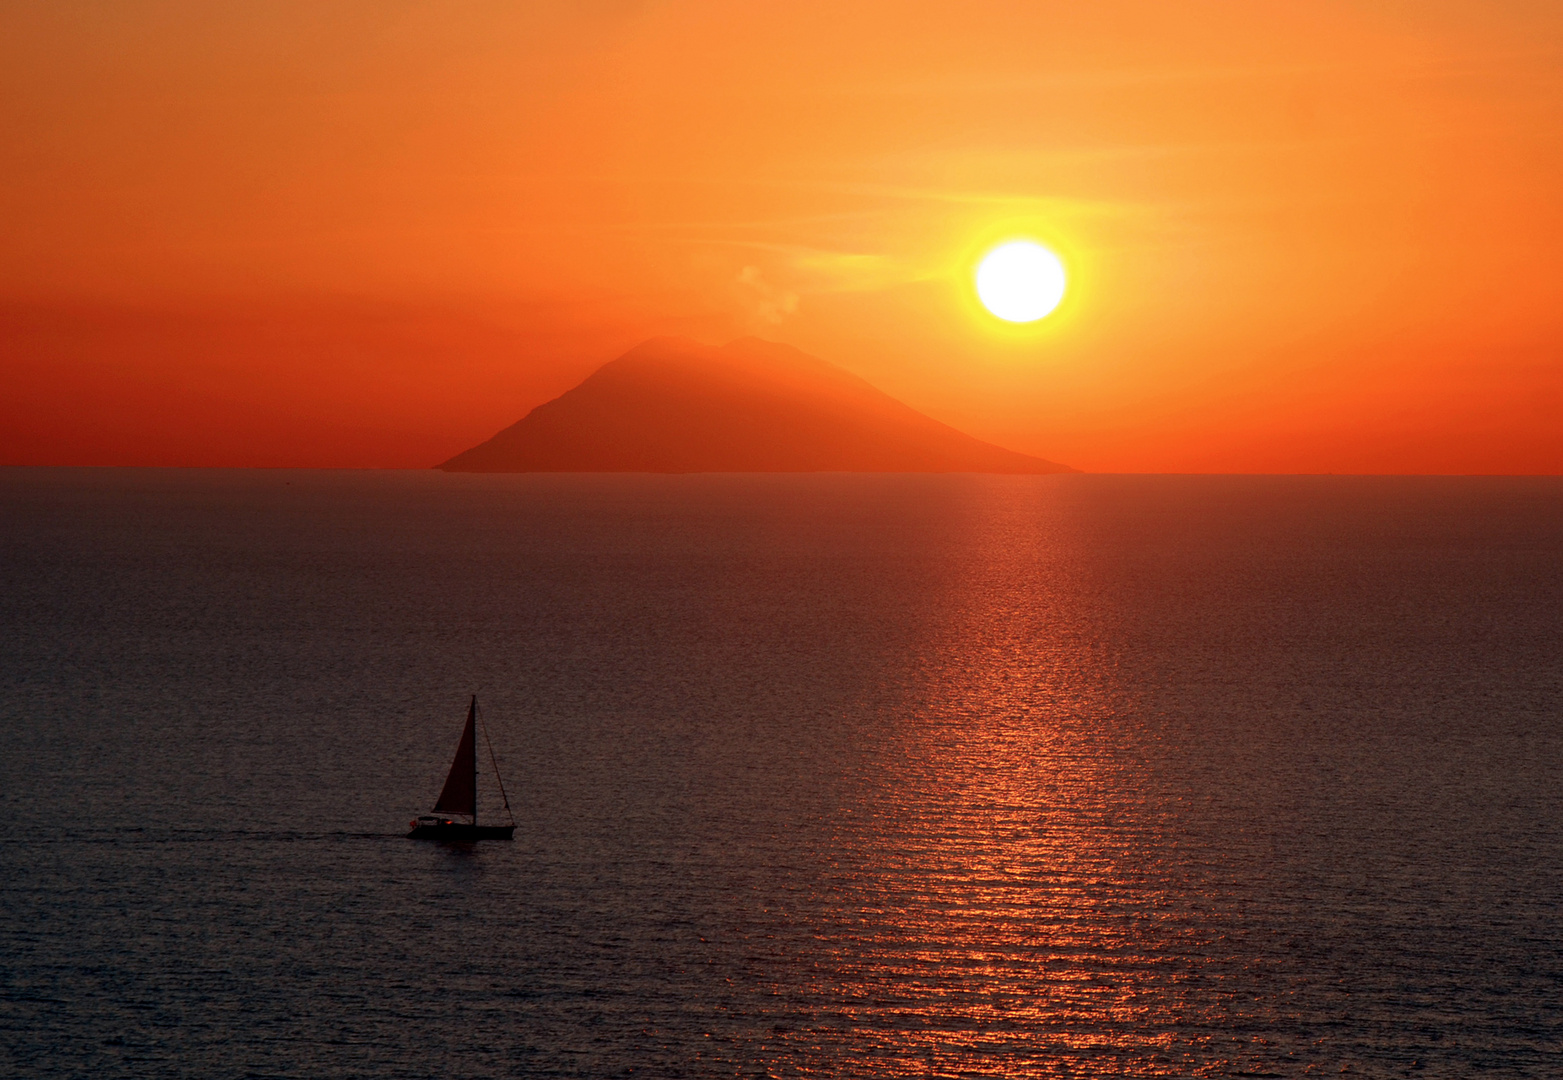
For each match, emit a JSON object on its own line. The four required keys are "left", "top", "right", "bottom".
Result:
{"left": 407, "top": 822, "right": 515, "bottom": 841}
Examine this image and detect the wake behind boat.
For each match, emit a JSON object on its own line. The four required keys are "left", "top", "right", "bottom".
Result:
{"left": 407, "top": 696, "right": 516, "bottom": 841}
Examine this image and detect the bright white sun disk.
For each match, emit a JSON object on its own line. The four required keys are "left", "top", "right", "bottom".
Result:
{"left": 975, "top": 241, "right": 1066, "bottom": 322}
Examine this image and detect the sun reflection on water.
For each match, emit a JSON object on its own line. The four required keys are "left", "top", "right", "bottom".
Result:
{"left": 749, "top": 485, "right": 1266, "bottom": 1076}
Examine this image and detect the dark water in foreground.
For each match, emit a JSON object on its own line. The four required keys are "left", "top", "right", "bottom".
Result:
{"left": 1, "top": 470, "right": 1560, "bottom": 1078}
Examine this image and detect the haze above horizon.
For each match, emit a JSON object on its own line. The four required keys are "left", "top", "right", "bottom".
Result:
{"left": 3, "top": 1, "right": 1560, "bottom": 473}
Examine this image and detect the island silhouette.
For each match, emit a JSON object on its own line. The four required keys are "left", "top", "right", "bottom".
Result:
{"left": 439, "top": 337, "right": 1074, "bottom": 473}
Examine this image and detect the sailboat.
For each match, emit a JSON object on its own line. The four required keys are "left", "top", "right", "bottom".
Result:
{"left": 407, "top": 695, "right": 516, "bottom": 840}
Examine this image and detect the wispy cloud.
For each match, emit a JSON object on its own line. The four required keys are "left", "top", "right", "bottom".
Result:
{"left": 735, "top": 265, "right": 798, "bottom": 323}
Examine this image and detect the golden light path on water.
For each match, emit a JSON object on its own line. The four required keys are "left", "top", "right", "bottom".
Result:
{"left": 724, "top": 483, "right": 1309, "bottom": 1077}
{"left": 800, "top": 492, "right": 1191, "bottom": 1074}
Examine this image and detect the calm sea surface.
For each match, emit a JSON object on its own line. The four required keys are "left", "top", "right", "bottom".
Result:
{"left": 1, "top": 469, "right": 1560, "bottom": 1078}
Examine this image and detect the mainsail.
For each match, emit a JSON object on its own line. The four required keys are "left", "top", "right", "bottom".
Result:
{"left": 432, "top": 696, "right": 477, "bottom": 818}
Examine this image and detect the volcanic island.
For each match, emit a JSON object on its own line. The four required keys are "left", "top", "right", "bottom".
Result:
{"left": 439, "top": 337, "right": 1074, "bottom": 474}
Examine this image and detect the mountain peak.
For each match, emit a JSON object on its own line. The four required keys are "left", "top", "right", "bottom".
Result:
{"left": 439, "top": 338, "right": 1074, "bottom": 474}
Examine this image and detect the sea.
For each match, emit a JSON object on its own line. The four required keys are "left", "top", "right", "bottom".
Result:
{"left": 1, "top": 468, "right": 1559, "bottom": 1078}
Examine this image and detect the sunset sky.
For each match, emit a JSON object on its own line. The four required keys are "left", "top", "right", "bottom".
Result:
{"left": 3, "top": 1, "right": 1560, "bottom": 472}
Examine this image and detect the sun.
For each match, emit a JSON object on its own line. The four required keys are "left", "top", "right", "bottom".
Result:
{"left": 975, "top": 241, "right": 1067, "bottom": 323}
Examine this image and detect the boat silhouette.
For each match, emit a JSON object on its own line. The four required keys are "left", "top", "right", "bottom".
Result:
{"left": 407, "top": 696, "right": 516, "bottom": 840}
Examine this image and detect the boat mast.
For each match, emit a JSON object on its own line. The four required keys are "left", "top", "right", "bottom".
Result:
{"left": 479, "top": 705, "right": 515, "bottom": 827}
{"left": 470, "top": 695, "right": 478, "bottom": 828}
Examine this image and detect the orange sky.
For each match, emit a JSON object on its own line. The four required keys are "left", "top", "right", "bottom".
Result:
{"left": 3, "top": 1, "right": 1560, "bottom": 472}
